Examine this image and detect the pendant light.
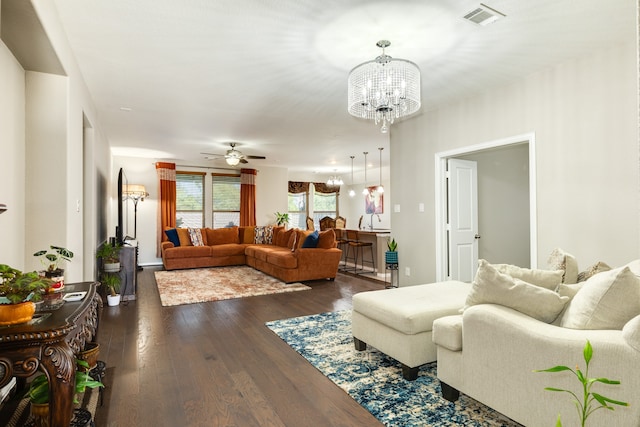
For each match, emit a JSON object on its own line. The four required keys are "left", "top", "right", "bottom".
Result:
{"left": 377, "top": 147, "right": 384, "bottom": 194}
{"left": 362, "top": 152, "right": 369, "bottom": 196}
{"left": 349, "top": 156, "right": 356, "bottom": 197}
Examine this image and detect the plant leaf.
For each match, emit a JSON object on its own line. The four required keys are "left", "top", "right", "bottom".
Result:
{"left": 591, "top": 377, "right": 621, "bottom": 385}
{"left": 535, "top": 365, "right": 572, "bottom": 373}
{"left": 592, "top": 393, "right": 629, "bottom": 407}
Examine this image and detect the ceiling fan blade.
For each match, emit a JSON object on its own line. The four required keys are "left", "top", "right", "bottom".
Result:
{"left": 245, "top": 155, "right": 266, "bottom": 159}
{"left": 201, "top": 152, "right": 224, "bottom": 157}
{"left": 240, "top": 158, "right": 249, "bottom": 164}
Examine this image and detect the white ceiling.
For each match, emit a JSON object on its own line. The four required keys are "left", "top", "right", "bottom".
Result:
{"left": 48, "top": 0, "right": 635, "bottom": 175}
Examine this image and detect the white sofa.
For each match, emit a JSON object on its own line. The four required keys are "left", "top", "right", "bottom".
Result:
{"left": 433, "top": 258, "right": 640, "bottom": 427}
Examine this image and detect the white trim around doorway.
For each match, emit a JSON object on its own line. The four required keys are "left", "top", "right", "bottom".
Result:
{"left": 434, "top": 132, "right": 538, "bottom": 281}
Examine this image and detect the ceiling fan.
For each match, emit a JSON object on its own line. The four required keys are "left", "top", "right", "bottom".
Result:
{"left": 202, "top": 142, "right": 266, "bottom": 166}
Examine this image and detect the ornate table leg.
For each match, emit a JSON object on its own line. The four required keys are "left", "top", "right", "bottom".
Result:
{"left": 40, "top": 341, "right": 76, "bottom": 427}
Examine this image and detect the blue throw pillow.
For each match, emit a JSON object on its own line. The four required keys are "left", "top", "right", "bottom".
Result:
{"left": 165, "top": 228, "right": 180, "bottom": 247}
{"left": 302, "top": 230, "right": 319, "bottom": 248}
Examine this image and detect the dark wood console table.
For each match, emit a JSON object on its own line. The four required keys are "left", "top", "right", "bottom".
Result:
{"left": 0, "top": 282, "right": 101, "bottom": 427}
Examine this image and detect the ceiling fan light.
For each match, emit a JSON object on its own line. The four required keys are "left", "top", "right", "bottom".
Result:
{"left": 226, "top": 157, "right": 240, "bottom": 166}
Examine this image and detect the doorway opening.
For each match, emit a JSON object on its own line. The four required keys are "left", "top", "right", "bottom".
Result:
{"left": 435, "top": 133, "right": 538, "bottom": 281}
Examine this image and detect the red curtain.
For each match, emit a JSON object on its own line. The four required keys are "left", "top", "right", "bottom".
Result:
{"left": 155, "top": 162, "right": 176, "bottom": 256}
{"left": 240, "top": 168, "right": 257, "bottom": 226}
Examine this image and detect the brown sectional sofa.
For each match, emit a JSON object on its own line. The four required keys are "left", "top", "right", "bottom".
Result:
{"left": 161, "top": 225, "right": 342, "bottom": 283}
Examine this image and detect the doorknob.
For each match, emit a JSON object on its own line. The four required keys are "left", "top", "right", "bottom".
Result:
{"left": 474, "top": 234, "right": 481, "bottom": 239}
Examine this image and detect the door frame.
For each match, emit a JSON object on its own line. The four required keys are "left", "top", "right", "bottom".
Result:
{"left": 434, "top": 132, "right": 538, "bottom": 281}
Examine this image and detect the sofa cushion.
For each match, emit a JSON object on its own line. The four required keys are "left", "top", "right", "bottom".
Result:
{"left": 577, "top": 261, "right": 611, "bottom": 282}
{"left": 276, "top": 229, "right": 294, "bottom": 248}
{"left": 317, "top": 228, "right": 336, "bottom": 249}
{"left": 164, "top": 228, "right": 180, "bottom": 247}
{"left": 556, "top": 283, "right": 583, "bottom": 299}
{"left": 266, "top": 250, "right": 298, "bottom": 269}
{"left": 176, "top": 228, "right": 193, "bottom": 246}
{"left": 163, "top": 245, "right": 212, "bottom": 259}
{"left": 560, "top": 266, "right": 640, "bottom": 330}
{"left": 432, "top": 315, "right": 463, "bottom": 352}
{"left": 622, "top": 315, "right": 640, "bottom": 352}
{"left": 302, "top": 230, "right": 319, "bottom": 248}
{"left": 245, "top": 245, "right": 280, "bottom": 262}
{"left": 206, "top": 227, "right": 239, "bottom": 245}
{"left": 547, "top": 247, "right": 578, "bottom": 284}
{"left": 464, "top": 260, "right": 569, "bottom": 323}
{"left": 188, "top": 228, "right": 205, "bottom": 246}
{"left": 240, "top": 226, "right": 255, "bottom": 244}
{"left": 493, "top": 263, "right": 563, "bottom": 290}
{"left": 210, "top": 243, "right": 246, "bottom": 257}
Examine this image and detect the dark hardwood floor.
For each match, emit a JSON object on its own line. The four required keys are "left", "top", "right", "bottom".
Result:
{"left": 94, "top": 267, "right": 386, "bottom": 427}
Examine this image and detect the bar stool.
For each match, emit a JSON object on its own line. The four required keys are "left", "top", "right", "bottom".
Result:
{"left": 335, "top": 229, "right": 351, "bottom": 271}
{"left": 346, "top": 230, "right": 375, "bottom": 274}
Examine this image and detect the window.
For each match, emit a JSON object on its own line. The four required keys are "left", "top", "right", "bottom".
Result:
{"left": 176, "top": 172, "right": 205, "bottom": 228}
{"left": 313, "top": 190, "right": 337, "bottom": 229}
{"left": 212, "top": 174, "right": 240, "bottom": 228}
{"left": 288, "top": 192, "right": 308, "bottom": 229}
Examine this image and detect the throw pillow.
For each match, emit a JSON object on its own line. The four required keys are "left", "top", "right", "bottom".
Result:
{"left": 547, "top": 248, "right": 579, "bottom": 284}
{"left": 622, "top": 315, "right": 640, "bottom": 352}
{"left": 206, "top": 227, "right": 239, "bottom": 245}
{"left": 464, "top": 260, "right": 569, "bottom": 323}
{"left": 276, "top": 229, "right": 294, "bottom": 248}
{"left": 556, "top": 283, "right": 583, "bottom": 299}
{"left": 493, "top": 263, "right": 563, "bottom": 290}
{"left": 240, "top": 226, "right": 256, "bottom": 244}
{"left": 188, "top": 228, "right": 205, "bottom": 246}
{"left": 288, "top": 230, "right": 298, "bottom": 252}
{"left": 317, "top": 228, "right": 336, "bottom": 249}
{"left": 560, "top": 266, "right": 640, "bottom": 330}
{"left": 176, "top": 228, "right": 193, "bottom": 246}
{"left": 577, "top": 261, "right": 611, "bottom": 282}
{"left": 302, "top": 230, "right": 319, "bottom": 248}
{"left": 164, "top": 228, "right": 180, "bottom": 247}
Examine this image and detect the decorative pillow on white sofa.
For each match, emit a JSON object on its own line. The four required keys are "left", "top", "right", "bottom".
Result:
{"left": 493, "top": 264, "right": 563, "bottom": 290}
{"left": 547, "top": 248, "right": 579, "bottom": 284}
{"left": 560, "top": 266, "right": 640, "bottom": 330}
{"left": 464, "top": 260, "right": 569, "bottom": 323}
{"left": 576, "top": 261, "right": 611, "bottom": 282}
{"left": 622, "top": 315, "right": 640, "bottom": 352}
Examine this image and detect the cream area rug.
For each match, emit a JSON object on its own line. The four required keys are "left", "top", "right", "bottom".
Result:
{"left": 154, "top": 266, "right": 310, "bottom": 306}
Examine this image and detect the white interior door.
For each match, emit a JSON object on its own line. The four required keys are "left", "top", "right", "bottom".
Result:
{"left": 448, "top": 158, "right": 478, "bottom": 282}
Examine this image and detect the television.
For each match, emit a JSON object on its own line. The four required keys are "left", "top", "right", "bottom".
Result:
{"left": 116, "top": 168, "right": 125, "bottom": 245}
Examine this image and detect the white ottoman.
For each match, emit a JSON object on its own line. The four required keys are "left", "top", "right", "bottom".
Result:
{"left": 352, "top": 280, "right": 471, "bottom": 380}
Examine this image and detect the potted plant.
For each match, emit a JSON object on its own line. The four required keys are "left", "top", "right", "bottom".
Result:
{"left": 28, "top": 359, "right": 104, "bottom": 424}
{"left": 0, "top": 264, "right": 53, "bottom": 326}
{"left": 33, "top": 246, "right": 74, "bottom": 290}
{"left": 274, "top": 212, "right": 290, "bottom": 227}
{"left": 96, "top": 241, "right": 122, "bottom": 272}
{"left": 385, "top": 238, "right": 398, "bottom": 264}
{"left": 101, "top": 272, "right": 121, "bottom": 306}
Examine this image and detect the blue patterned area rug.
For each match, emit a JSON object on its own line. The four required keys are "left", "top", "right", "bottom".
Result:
{"left": 266, "top": 310, "right": 521, "bottom": 427}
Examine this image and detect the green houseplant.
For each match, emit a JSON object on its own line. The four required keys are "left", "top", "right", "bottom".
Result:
{"left": 274, "top": 212, "right": 290, "bottom": 227}
{"left": 0, "top": 264, "right": 53, "bottom": 326}
{"left": 385, "top": 238, "right": 398, "bottom": 265}
{"left": 28, "top": 359, "right": 104, "bottom": 423}
{"left": 33, "top": 245, "right": 74, "bottom": 278}
{"left": 535, "top": 340, "right": 628, "bottom": 426}
{"left": 101, "top": 272, "right": 122, "bottom": 306}
{"left": 96, "top": 241, "right": 122, "bottom": 272}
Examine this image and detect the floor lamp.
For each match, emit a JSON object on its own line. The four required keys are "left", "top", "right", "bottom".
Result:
{"left": 123, "top": 184, "right": 149, "bottom": 271}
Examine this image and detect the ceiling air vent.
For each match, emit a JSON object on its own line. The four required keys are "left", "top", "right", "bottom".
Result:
{"left": 463, "top": 3, "right": 506, "bottom": 26}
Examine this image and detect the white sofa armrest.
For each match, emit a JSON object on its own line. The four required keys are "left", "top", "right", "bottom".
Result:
{"left": 459, "top": 304, "right": 640, "bottom": 427}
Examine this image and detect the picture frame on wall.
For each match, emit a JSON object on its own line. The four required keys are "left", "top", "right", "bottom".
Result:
{"left": 365, "top": 186, "right": 383, "bottom": 214}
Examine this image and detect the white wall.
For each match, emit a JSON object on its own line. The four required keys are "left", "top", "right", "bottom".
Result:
{"left": 0, "top": 41, "right": 26, "bottom": 268}
{"left": 392, "top": 41, "right": 639, "bottom": 285}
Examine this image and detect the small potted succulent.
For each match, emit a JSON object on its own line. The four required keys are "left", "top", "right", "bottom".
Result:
{"left": 96, "top": 241, "right": 122, "bottom": 272}
{"left": 0, "top": 264, "right": 53, "bottom": 326}
{"left": 385, "top": 238, "right": 398, "bottom": 264}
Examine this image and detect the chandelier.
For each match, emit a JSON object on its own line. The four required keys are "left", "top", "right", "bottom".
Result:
{"left": 327, "top": 170, "right": 343, "bottom": 186}
{"left": 348, "top": 40, "right": 421, "bottom": 133}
